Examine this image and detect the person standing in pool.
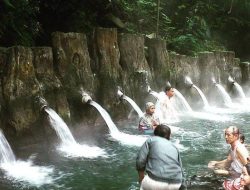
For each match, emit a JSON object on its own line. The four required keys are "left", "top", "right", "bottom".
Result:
{"left": 136, "top": 124, "right": 187, "bottom": 190}
{"left": 154, "top": 81, "right": 178, "bottom": 123}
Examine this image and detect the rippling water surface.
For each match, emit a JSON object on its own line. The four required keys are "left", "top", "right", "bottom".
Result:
{"left": 1, "top": 111, "right": 250, "bottom": 190}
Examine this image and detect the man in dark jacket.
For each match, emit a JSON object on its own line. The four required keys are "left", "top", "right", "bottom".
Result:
{"left": 136, "top": 124, "right": 187, "bottom": 190}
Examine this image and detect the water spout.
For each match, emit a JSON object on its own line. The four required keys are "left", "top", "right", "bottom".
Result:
{"left": 228, "top": 76, "right": 246, "bottom": 99}
{"left": 165, "top": 81, "right": 172, "bottom": 90}
{"left": 185, "top": 76, "right": 193, "bottom": 88}
{"left": 117, "top": 88, "right": 124, "bottom": 100}
{"left": 81, "top": 91, "right": 92, "bottom": 104}
{"left": 211, "top": 78, "right": 217, "bottom": 84}
{"left": 228, "top": 76, "right": 235, "bottom": 85}
{"left": 34, "top": 96, "right": 48, "bottom": 112}
{"left": 147, "top": 85, "right": 152, "bottom": 93}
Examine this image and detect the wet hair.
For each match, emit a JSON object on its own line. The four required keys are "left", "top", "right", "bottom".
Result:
{"left": 240, "top": 133, "right": 245, "bottom": 143}
{"left": 165, "top": 86, "right": 172, "bottom": 92}
{"left": 154, "top": 124, "right": 171, "bottom": 140}
{"left": 145, "top": 102, "right": 154, "bottom": 111}
{"left": 246, "top": 163, "right": 250, "bottom": 174}
{"left": 165, "top": 81, "right": 172, "bottom": 92}
{"left": 226, "top": 126, "right": 240, "bottom": 135}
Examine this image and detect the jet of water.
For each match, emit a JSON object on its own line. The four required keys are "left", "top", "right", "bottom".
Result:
{"left": 0, "top": 130, "right": 54, "bottom": 187}
{"left": 89, "top": 101, "right": 147, "bottom": 146}
{"left": 117, "top": 89, "right": 144, "bottom": 117}
{"left": 149, "top": 91, "right": 160, "bottom": 100}
{"left": 234, "top": 83, "right": 246, "bottom": 99}
{"left": 0, "top": 130, "right": 16, "bottom": 164}
{"left": 192, "top": 85, "right": 210, "bottom": 108}
{"left": 215, "top": 83, "right": 233, "bottom": 105}
{"left": 122, "top": 95, "right": 144, "bottom": 117}
{"left": 89, "top": 101, "right": 120, "bottom": 134}
{"left": 173, "top": 89, "right": 193, "bottom": 112}
{"left": 45, "top": 108, "right": 77, "bottom": 146}
{"left": 185, "top": 76, "right": 194, "bottom": 88}
{"left": 45, "top": 107, "right": 107, "bottom": 158}
{"left": 228, "top": 76, "right": 246, "bottom": 99}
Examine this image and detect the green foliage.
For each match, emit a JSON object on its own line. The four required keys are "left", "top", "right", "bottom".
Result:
{"left": 0, "top": 0, "right": 249, "bottom": 60}
{"left": 0, "top": 0, "right": 39, "bottom": 46}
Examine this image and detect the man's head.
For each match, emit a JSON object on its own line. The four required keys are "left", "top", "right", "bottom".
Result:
{"left": 224, "top": 126, "right": 240, "bottom": 145}
{"left": 240, "top": 163, "right": 250, "bottom": 186}
{"left": 165, "top": 87, "right": 174, "bottom": 98}
{"left": 154, "top": 124, "right": 171, "bottom": 140}
{"left": 145, "top": 102, "right": 155, "bottom": 115}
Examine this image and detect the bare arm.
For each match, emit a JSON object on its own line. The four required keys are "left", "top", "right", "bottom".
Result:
{"left": 208, "top": 154, "right": 232, "bottom": 169}
{"left": 236, "top": 146, "right": 249, "bottom": 166}
{"left": 138, "top": 170, "right": 145, "bottom": 184}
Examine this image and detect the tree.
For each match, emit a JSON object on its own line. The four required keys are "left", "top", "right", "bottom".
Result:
{"left": 0, "top": 0, "right": 39, "bottom": 46}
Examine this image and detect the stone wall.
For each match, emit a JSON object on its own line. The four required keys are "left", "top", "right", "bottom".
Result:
{"left": 0, "top": 28, "right": 249, "bottom": 148}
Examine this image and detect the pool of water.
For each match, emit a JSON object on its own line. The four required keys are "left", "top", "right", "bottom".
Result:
{"left": 1, "top": 111, "right": 250, "bottom": 190}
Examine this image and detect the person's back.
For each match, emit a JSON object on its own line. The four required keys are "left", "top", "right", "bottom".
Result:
{"left": 138, "top": 136, "right": 183, "bottom": 182}
{"left": 136, "top": 124, "right": 186, "bottom": 190}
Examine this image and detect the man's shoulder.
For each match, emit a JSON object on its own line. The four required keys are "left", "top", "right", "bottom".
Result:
{"left": 150, "top": 136, "right": 171, "bottom": 144}
{"left": 236, "top": 143, "right": 249, "bottom": 155}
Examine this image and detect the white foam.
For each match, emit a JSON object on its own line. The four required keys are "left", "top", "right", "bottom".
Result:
{"left": 58, "top": 143, "right": 107, "bottom": 158}
{"left": 110, "top": 131, "right": 148, "bottom": 147}
{"left": 0, "top": 160, "right": 53, "bottom": 187}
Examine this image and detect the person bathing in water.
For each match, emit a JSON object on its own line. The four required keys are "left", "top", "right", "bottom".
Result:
{"left": 155, "top": 82, "right": 179, "bottom": 123}
{"left": 223, "top": 161, "right": 250, "bottom": 190}
{"left": 138, "top": 102, "right": 160, "bottom": 134}
{"left": 208, "top": 126, "right": 249, "bottom": 189}
{"left": 165, "top": 83, "right": 175, "bottom": 100}
{"left": 240, "top": 162, "right": 250, "bottom": 190}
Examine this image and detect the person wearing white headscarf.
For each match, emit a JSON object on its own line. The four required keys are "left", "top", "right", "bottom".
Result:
{"left": 138, "top": 102, "right": 160, "bottom": 133}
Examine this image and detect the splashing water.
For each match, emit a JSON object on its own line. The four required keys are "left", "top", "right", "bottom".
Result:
{"left": 173, "top": 139, "right": 189, "bottom": 152}
{"left": 45, "top": 108, "right": 76, "bottom": 145}
{"left": 234, "top": 82, "right": 246, "bottom": 99}
{"left": 188, "top": 111, "right": 231, "bottom": 122}
{"left": 0, "top": 130, "right": 54, "bottom": 187}
{"left": 45, "top": 108, "right": 107, "bottom": 158}
{"left": 89, "top": 101, "right": 147, "bottom": 146}
{"left": 1, "top": 160, "right": 54, "bottom": 187}
{"left": 215, "top": 83, "right": 233, "bottom": 105}
{"left": 155, "top": 92, "right": 180, "bottom": 124}
{"left": 149, "top": 91, "right": 160, "bottom": 101}
{"left": 170, "top": 90, "right": 231, "bottom": 121}
{"left": 109, "top": 132, "right": 147, "bottom": 147}
{"left": 89, "top": 101, "right": 119, "bottom": 134}
{"left": 0, "top": 130, "right": 15, "bottom": 163}
{"left": 192, "top": 85, "right": 210, "bottom": 108}
{"left": 58, "top": 143, "right": 107, "bottom": 158}
{"left": 173, "top": 89, "right": 193, "bottom": 112}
